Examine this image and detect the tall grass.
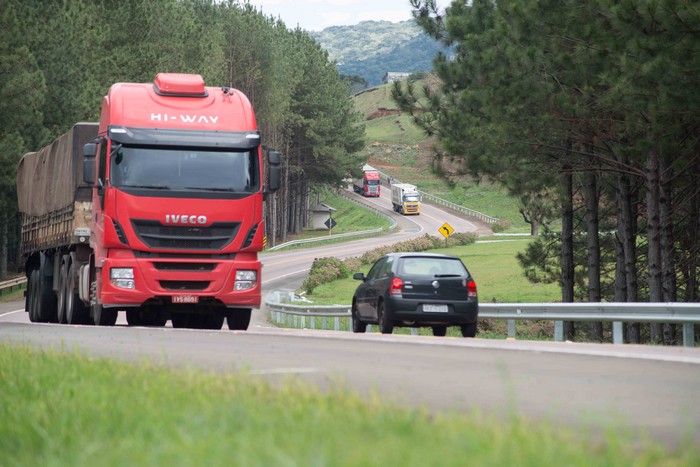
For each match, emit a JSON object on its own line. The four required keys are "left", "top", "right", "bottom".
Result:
{"left": 1, "top": 344, "right": 693, "bottom": 466}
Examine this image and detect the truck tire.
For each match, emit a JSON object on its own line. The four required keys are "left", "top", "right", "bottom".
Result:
{"left": 56, "top": 260, "right": 69, "bottom": 324}
{"left": 65, "top": 262, "right": 90, "bottom": 324}
{"left": 92, "top": 305, "right": 118, "bottom": 326}
{"left": 226, "top": 308, "right": 251, "bottom": 330}
{"left": 37, "top": 260, "right": 58, "bottom": 323}
{"left": 27, "top": 270, "right": 40, "bottom": 322}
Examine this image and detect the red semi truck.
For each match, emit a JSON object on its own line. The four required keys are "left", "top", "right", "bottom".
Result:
{"left": 352, "top": 165, "right": 381, "bottom": 197}
{"left": 17, "top": 73, "right": 281, "bottom": 329}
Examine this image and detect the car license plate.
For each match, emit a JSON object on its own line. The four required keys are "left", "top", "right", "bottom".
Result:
{"left": 172, "top": 295, "right": 198, "bottom": 304}
{"left": 423, "top": 304, "right": 448, "bottom": 313}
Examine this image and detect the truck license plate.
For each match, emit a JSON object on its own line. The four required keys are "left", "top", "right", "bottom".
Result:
{"left": 423, "top": 304, "right": 448, "bottom": 313}
{"left": 172, "top": 295, "right": 198, "bottom": 304}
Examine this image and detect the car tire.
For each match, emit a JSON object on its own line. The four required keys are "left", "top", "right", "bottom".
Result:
{"left": 377, "top": 301, "right": 393, "bottom": 334}
{"left": 460, "top": 322, "right": 477, "bottom": 338}
{"left": 432, "top": 325, "right": 447, "bottom": 337}
{"left": 351, "top": 303, "right": 366, "bottom": 333}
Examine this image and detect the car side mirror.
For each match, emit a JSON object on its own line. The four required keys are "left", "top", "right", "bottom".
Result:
{"left": 353, "top": 273, "right": 365, "bottom": 281}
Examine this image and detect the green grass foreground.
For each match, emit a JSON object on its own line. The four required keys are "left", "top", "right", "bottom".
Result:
{"left": 1, "top": 345, "right": 694, "bottom": 466}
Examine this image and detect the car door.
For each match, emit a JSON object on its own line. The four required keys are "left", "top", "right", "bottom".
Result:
{"left": 366, "top": 257, "right": 394, "bottom": 320}
{"left": 355, "top": 258, "right": 385, "bottom": 319}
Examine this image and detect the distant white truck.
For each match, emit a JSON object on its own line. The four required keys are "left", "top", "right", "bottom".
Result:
{"left": 391, "top": 183, "right": 421, "bottom": 215}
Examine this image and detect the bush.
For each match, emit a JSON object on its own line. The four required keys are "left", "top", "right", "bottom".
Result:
{"left": 302, "top": 232, "right": 478, "bottom": 294}
{"left": 490, "top": 219, "right": 511, "bottom": 233}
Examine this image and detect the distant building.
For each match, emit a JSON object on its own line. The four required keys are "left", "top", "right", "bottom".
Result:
{"left": 382, "top": 72, "right": 411, "bottom": 84}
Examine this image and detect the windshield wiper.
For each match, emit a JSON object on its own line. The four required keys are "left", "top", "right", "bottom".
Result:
{"left": 184, "top": 186, "right": 237, "bottom": 192}
{"left": 122, "top": 184, "right": 170, "bottom": 190}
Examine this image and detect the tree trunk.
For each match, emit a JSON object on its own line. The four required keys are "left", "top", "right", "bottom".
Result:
{"left": 660, "top": 154, "right": 676, "bottom": 344}
{"left": 561, "top": 163, "right": 575, "bottom": 340}
{"left": 0, "top": 210, "right": 7, "bottom": 278}
{"left": 616, "top": 167, "right": 640, "bottom": 343}
{"left": 646, "top": 149, "right": 663, "bottom": 343}
{"left": 585, "top": 170, "right": 602, "bottom": 341}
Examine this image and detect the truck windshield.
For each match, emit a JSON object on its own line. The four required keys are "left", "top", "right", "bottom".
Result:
{"left": 405, "top": 194, "right": 421, "bottom": 202}
{"left": 365, "top": 180, "right": 380, "bottom": 186}
{"left": 110, "top": 146, "right": 259, "bottom": 193}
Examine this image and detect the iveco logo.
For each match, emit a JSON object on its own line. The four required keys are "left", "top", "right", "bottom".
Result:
{"left": 165, "top": 215, "right": 207, "bottom": 225}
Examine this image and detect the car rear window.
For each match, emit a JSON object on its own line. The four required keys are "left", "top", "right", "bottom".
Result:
{"left": 397, "top": 257, "right": 468, "bottom": 277}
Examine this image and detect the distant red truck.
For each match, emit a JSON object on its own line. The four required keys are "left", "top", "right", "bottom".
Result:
{"left": 17, "top": 73, "right": 281, "bottom": 330}
{"left": 352, "top": 167, "right": 381, "bottom": 197}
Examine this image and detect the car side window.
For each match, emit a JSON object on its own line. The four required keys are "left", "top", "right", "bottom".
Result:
{"left": 377, "top": 257, "right": 394, "bottom": 279}
{"left": 366, "top": 258, "right": 386, "bottom": 281}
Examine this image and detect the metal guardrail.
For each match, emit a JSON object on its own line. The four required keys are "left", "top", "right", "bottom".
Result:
{"left": 265, "top": 294, "right": 700, "bottom": 347}
{"left": 0, "top": 276, "right": 27, "bottom": 297}
{"left": 376, "top": 170, "right": 499, "bottom": 224}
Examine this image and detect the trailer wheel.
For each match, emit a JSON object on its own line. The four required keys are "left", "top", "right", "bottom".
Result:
{"left": 65, "top": 262, "right": 89, "bottom": 324}
{"left": 56, "top": 260, "right": 69, "bottom": 324}
{"left": 226, "top": 308, "right": 251, "bottom": 330}
{"left": 37, "top": 260, "right": 58, "bottom": 323}
{"left": 28, "top": 270, "right": 40, "bottom": 322}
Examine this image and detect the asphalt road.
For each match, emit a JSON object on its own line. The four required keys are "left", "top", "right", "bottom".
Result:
{"left": 2, "top": 189, "right": 699, "bottom": 448}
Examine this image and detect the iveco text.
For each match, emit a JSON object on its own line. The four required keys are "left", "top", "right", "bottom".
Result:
{"left": 165, "top": 215, "right": 207, "bottom": 225}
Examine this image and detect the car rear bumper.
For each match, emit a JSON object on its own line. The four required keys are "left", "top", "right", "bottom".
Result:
{"left": 386, "top": 297, "right": 478, "bottom": 325}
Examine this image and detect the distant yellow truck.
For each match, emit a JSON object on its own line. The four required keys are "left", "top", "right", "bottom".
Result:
{"left": 391, "top": 183, "right": 421, "bottom": 215}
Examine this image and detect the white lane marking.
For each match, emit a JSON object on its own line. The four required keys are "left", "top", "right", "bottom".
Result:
{"left": 0, "top": 309, "right": 25, "bottom": 319}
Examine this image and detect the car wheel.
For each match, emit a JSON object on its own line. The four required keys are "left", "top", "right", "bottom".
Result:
{"left": 432, "top": 325, "right": 447, "bottom": 337}
{"left": 377, "top": 301, "right": 393, "bottom": 334}
{"left": 351, "top": 303, "right": 366, "bottom": 333}
{"left": 460, "top": 322, "right": 477, "bottom": 338}
{"left": 226, "top": 308, "right": 251, "bottom": 331}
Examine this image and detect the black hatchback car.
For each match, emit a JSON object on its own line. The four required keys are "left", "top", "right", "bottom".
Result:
{"left": 351, "top": 252, "right": 478, "bottom": 337}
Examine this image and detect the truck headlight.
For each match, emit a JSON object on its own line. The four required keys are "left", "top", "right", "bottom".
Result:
{"left": 110, "top": 267, "right": 134, "bottom": 289}
{"left": 235, "top": 270, "right": 256, "bottom": 291}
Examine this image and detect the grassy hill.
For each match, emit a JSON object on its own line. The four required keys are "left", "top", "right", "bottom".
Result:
{"left": 354, "top": 83, "right": 527, "bottom": 232}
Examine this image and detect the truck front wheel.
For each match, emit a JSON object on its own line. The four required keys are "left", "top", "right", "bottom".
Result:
{"left": 226, "top": 308, "right": 251, "bottom": 330}
{"left": 92, "top": 304, "right": 117, "bottom": 326}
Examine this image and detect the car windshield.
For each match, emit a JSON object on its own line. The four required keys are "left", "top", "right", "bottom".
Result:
{"left": 110, "top": 145, "right": 259, "bottom": 193}
{"left": 398, "top": 257, "right": 468, "bottom": 277}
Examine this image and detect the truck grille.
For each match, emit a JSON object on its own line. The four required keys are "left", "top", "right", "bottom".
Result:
{"left": 159, "top": 280, "right": 210, "bottom": 291}
{"left": 131, "top": 220, "right": 240, "bottom": 250}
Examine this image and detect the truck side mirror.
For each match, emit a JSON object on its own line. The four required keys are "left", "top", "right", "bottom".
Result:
{"left": 83, "top": 142, "right": 97, "bottom": 185}
{"left": 267, "top": 150, "right": 282, "bottom": 192}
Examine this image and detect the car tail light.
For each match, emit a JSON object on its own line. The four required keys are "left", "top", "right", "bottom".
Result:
{"left": 390, "top": 277, "right": 403, "bottom": 296}
{"left": 467, "top": 280, "right": 477, "bottom": 299}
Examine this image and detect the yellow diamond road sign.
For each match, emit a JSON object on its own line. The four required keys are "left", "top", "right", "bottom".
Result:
{"left": 439, "top": 223, "right": 454, "bottom": 238}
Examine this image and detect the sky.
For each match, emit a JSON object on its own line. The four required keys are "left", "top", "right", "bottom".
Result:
{"left": 240, "top": 0, "right": 446, "bottom": 32}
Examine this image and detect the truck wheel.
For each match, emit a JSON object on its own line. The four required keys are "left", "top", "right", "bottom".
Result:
{"left": 92, "top": 305, "right": 118, "bottom": 326}
{"left": 200, "top": 313, "right": 224, "bottom": 330}
{"left": 56, "top": 260, "right": 69, "bottom": 324}
{"left": 65, "top": 262, "right": 89, "bottom": 324}
{"left": 226, "top": 308, "right": 251, "bottom": 330}
{"left": 37, "top": 261, "right": 58, "bottom": 323}
{"left": 28, "top": 270, "right": 40, "bottom": 322}
{"left": 171, "top": 313, "right": 190, "bottom": 328}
